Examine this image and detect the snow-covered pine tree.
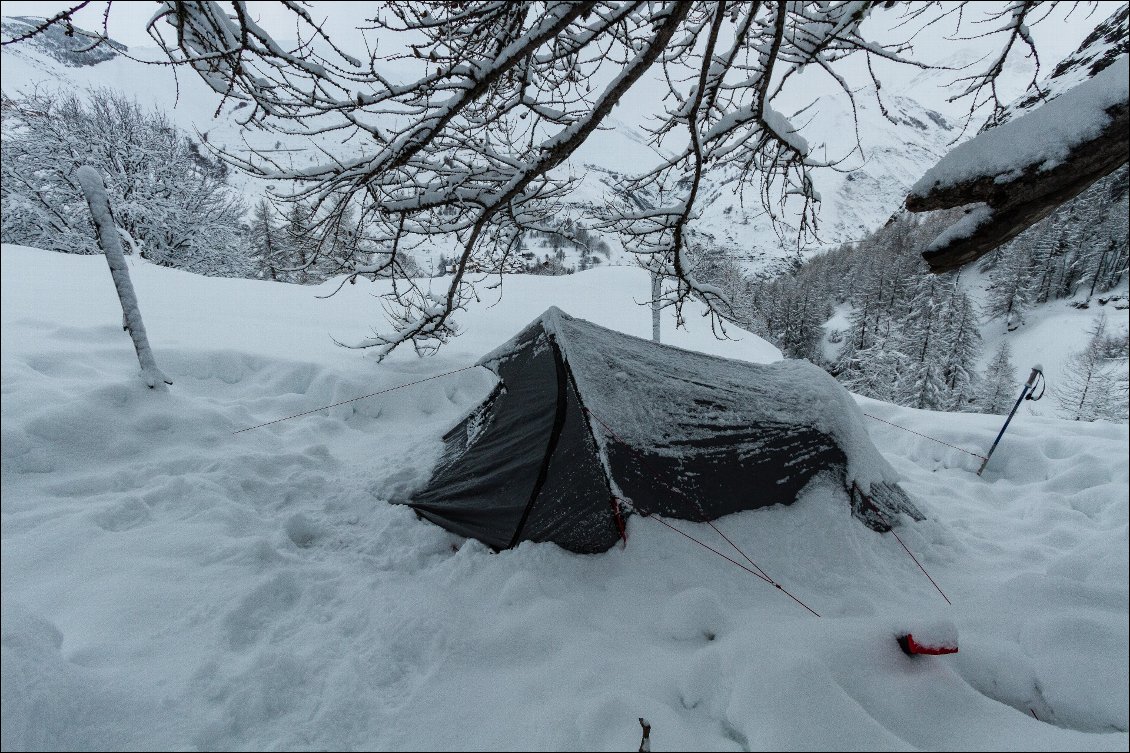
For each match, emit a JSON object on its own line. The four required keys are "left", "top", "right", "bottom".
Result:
{"left": 282, "top": 201, "right": 316, "bottom": 284}
{"left": 978, "top": 342, "right": 1019, "bottom": 415}
{"left": 317, "top": 202, "right": 361, "bottom": 280}
{"left": 833, "top": 258, "right": 890, "bottom": 381}
{"left": 248, "top": 199, "right": 284, "bottom": 281}
{"left": 893, "top": 273, "right": 949, "bottom": 411}
{"left": 1085, "top": 167, "right": 1130, "bottom": 298}
{"left": 832, "top": 296, "right": 872, "bottom": 383}
{"left": 985, "top": 242, "right": 1035, "bottom": 332}
{"left": 785, "top": 284, "right": 829, "bottom": 364}
{"left": 1056, "top": 314, "right": 1128, "bottom": 422}
{"left": 839, "top": 344, "right": 905, "bottom": 402}
{"left": 1025, "top": 226, "right": 1064, "bottom": 306}
{"left": 939, "top": 281, "right": 983, "bottom": 412}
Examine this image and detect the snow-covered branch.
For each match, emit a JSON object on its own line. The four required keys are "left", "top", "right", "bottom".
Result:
{"left": 4, "top": 1, "right": 1082, "bottom": 356}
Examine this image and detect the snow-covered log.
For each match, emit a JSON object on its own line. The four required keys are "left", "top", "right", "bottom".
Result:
{"left": 907, "top": 56, "right": 1129, "bottom": 272}
{"left": 75, "top": 166, "right": 172, "bottom": 389}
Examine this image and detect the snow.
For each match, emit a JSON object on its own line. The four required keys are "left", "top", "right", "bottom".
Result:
{"left": 762, "top": 106, "right": 810, "bottom": 155}
{"left": 966, "top": 256, "right": 1130, "bottom": 422}
{"left": 910, "top": 55, "right": 1129, "bottom": 198}
{"left": 3, "top": 243, "right": 1128, "bottom": 750}
{"left": 896, "top": 617, "right": 959, "bottom": 652}
{"left": 925, "top": 204, "right": 994, "bottom": 254}
{"left": 538, "top": 308, "right": 901, "bottom": 494}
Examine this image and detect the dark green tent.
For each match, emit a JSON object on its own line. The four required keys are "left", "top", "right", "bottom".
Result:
{"left": 403, "top": 308, "right": 922, "bottom": 553}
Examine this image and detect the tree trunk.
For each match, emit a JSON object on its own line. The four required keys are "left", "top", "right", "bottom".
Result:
{"left": 76, "top": 166, "right": 172, "bottom": 389}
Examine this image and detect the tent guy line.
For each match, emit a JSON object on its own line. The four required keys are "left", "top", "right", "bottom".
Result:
{"left": 583, "top": 406, "right": 776, "bottom": 578}
{"left": 593, "top": 406, "right": 942, "bottom": 616}
{"left": 853, "top": 483, "right": 952, "bottom": 606}
{"left": 860, "top": 412, "right": 989, "bottom": 461}
{"left": 231, "top": 364, "right": 480, "bottom": 434}
{"left": 620, "top": 499, "right": 824, "bottom": 617}
{"left": 232, "top": 365, "right": 990, "bottom": 466}
{"left": 585, "top": 408, "right": 794, "bottom": 581}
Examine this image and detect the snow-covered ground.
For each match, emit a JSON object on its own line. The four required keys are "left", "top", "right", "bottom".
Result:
{"left": 2, "top": 244, "right": 1127, "bottom": 750}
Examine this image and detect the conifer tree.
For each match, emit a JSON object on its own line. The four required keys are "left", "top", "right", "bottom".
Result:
{"left": 840, "top": 344, "right": 904, "bottom": 402}
{"left": 282, "top": 201, "right": 316, "bottom": 284}
{"left": 940, "top": 283, "right": 983, "bottom": 411}
{"left": 1055, "top": 314, "right": 1127, "bottom": 421}
{"left": 249, "top": 199, "right": 283, "bottom": 281}
{"left": 834, "top": 262, "right": 888, "bottom": 380}
{"left": 894, "top": 274, "right": 948, "bottom": 410}
{"left": 986, "top": 244, "right": 1034, "bottom": 332}
{"left": 978, "top": 342, "right": 1019, "bottom": 414}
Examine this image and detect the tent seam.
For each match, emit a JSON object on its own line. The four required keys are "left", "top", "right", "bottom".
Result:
{"left": 506, "top": 334, "right": 570, "bottom": 548}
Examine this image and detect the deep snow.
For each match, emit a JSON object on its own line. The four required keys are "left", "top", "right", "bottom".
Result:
{"left": 2, "top": 244, "right": 1127, "bottom": 751}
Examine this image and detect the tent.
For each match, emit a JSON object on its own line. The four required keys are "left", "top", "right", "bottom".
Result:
{"left": 402, "top": 308, "right": 922, "bottom": 553}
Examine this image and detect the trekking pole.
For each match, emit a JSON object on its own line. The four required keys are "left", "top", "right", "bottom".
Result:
{"left": 978, "top": 365, "right": 1044, "bottom": 476}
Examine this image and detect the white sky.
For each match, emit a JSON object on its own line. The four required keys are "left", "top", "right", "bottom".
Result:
{"left": 0, "top": 1, "right": 1122, "bottom": 132}
{"left": 0, "top": 1, "right": 380, "bottom": 50}
{"left": 0, "top": 0, "right": 1118, "bottom": 64}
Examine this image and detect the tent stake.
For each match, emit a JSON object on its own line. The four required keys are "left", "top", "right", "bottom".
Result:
{"left": 978, "top": 366, "right": 1043, "bottom": 476}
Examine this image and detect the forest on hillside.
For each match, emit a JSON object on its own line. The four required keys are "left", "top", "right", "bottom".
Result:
{"left": 726, "top": 166, "right": 1129, "bottom": 421}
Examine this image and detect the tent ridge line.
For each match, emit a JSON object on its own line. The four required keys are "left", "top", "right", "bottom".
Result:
{"left": 552, "top": 333, "right": 626, "bottom": 540}
{"left": 506, "top": 332, "right": 572, "bottom": 549}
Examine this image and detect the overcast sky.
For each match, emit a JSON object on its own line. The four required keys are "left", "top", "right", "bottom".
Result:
{"left": 0, "top": 0, "right": 1122, "bottom": 122}
{"left": 1, "top": 1, "right": 1117, "bottom": 61}
{"left": 0, "top": 1, "right": 381, "bottom": 50}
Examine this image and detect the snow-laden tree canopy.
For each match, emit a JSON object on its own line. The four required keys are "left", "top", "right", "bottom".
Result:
{"left": 2, "top": 0, "right": 1090, "bottom": 356}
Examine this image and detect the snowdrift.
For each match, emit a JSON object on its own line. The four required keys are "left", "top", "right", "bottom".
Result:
{"left": 2, "top": 244, "right": 1127, "bottom": 750}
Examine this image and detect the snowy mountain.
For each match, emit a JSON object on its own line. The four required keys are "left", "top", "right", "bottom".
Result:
{"left": 0, "top": 16, "right": 126, "bottom": 66}
{"left": 993, "top": 4, "right": 1129, "bottom": 124}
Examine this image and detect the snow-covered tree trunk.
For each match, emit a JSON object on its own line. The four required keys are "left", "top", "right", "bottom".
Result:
{"left": 651, "top": 272, "right": 661, "bottom": 343}
{"left": 75, "top": 166, "right": 171, "bottom": 389}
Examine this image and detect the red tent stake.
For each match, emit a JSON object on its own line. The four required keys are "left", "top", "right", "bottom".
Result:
{"left": 898, "top": 633, "right": 958, "bottom": 656}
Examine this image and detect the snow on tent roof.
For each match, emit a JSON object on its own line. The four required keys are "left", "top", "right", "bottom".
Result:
{"left": 403, "top": 308, "right": 922, "bottom": 553}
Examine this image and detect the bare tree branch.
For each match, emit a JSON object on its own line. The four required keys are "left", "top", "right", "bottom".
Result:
{"left": 4, "top": 1, "right": 1079, "bottom": 356}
